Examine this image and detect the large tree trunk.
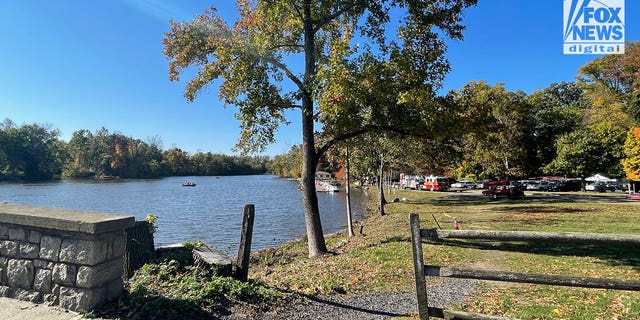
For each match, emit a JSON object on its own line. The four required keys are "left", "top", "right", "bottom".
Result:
{"left": 345, "top": 147, "right": 355, "bottom": 237}
{"left": 301, "top": 111, "right": 327, "bottom": 257}
{"left": 301, "top": 1, "right": 327, "bottom": 257}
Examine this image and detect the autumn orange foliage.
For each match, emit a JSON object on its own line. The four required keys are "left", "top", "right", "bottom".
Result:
{"left": 622, "top": 126, "right": 640, "bottom": 180}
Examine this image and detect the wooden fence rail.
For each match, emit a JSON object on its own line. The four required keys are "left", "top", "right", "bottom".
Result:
{"left": 410, "top": 213, "right": 640, "bottom": 320}
{"left": 424, "top": 265, "right": 640, "bottom": 291}
{"left": 421, "top": 229, "right": 640, "bottom": 245}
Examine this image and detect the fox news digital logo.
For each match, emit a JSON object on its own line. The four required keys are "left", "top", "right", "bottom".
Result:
{"left": 563, "top": 0, "right": 625, "bottom": 54}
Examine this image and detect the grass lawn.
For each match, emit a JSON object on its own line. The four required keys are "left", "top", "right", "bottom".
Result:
{"left": 250, "top": 189, "right": 640, "bottom": 319}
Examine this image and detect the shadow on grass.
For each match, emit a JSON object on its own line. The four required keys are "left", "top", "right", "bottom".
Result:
{"left": 427, "top": 239, "right": 640, "bottom": 272}
{"left": 302, "top": 294, "right": 411, "bottom": 318}
{"left": 411, "top": 193, "right": 635, "bottom": 207}
{"left": 492, "top": 205, "right": 595, "bottom": 214}
{"left": 420, "top": 195, "right": 540, "bottom": 207}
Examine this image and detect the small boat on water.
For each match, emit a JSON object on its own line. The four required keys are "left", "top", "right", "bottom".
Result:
{"left": 316, "top": 180, "right": 340, "bottom": 192}
{"left": 181, "top": 182, "right": 196, "bottom": 187}
{"left": 96, "top": 175, "right": 119, "bottom": 180}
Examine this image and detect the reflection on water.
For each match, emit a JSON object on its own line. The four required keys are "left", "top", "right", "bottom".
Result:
{"left": 0, "top": 175, "right": 367, "bottom": 253}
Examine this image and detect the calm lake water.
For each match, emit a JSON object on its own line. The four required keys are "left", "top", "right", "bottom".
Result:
{"left": 0, "top": 175, "right": 367, "bottom": 253}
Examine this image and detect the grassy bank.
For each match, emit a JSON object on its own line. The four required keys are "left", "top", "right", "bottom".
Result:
{"left": 249, "top": 189, "right": 640, "bottom": 319}
{"left": 112, "top": 189, "right": 639, "bottom": 319}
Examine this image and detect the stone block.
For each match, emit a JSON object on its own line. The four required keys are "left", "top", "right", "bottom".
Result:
{"left": 33, "top": 268, "right": 52, "bottom": 293}
{"left": 8, "top": 228, "right": 26, "bottom": 241}
{"left": 13, "top": 288, "right": 42, "bottom": 303}
{"left": 0, "top": 225, "right": 7, "bottom": 239}
{"left": 59, "top": 239, "right": 107, "bottom": 265}
{"left": 44, "top": 292, "right": 58, "bottom": 306}
{"left": 28, "top": 230, "right": 41, "bottom": 243}
{"left": 7, "top": 259, "right": 34, "bottom": 289}
{"left": 52, "top": 283, "right": 61, "bottom": 298}
{"left": 0, "top": 240, "right": 18, "bottom": 257}
{"left": 33, "top": 259, "right": 54, "bottom": 269}
{"left": 76, "top": 258, "right": 123, "bottom": 288}
{"left": 39, "top": 236, "right": 62, "bottom": 261}
{"left": 0, "top": 285, "right": 11, "bottom": 297}
{"left": 58, "top": 286, "right": 105, "bottom": 312}
{"left": 0, "top": 257, "right": 6, "bottom": 285}
{"left": 105, "top": 278, "right": 123, "bottom": 301}
{"left": 52, "top": 263, "right": 76, "bottom": 286}
{"left": 19, "top": 243, "right": 39, "bottom": 259}
{"left": 109, "top": 235, "right": 125, "bottom": 259}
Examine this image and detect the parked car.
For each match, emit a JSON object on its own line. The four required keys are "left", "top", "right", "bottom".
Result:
{"left": 476, "top": 180, "right": 489, "bottom": 189}
{"left": 585, "top": 182, "right": 607, "bottom": 192}
{"left": 451, "top": 181, "right": 476, "bottom": 189}
{"left": 604, "top": 181, "right": 620, "bottom": 192}
{"left": 482, "top": 180, "right": 525, "bottom": 199}
{"left": 526, "top": 181, "right": 550, "bottom": 191}
{"left": 549, "top": 180, "right": 581, "bottom": 192}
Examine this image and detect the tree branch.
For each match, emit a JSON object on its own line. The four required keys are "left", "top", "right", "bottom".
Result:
{"left": 316, "top": 123, "right": 419, "bottom": 157}
{"left": 313, "top": 0, "right": 364, "bottom": 33}
{"left": 264, "top": 56, "right": 304, "bottom": 92}
{"left": 268, "top": 43, "right": 305, "bottom": 51}
{"left": 289, "top": 0, "right": 304, "bottom": 21}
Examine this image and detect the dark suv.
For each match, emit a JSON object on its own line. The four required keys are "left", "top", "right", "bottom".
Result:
{"left": 549, "top": 180, "right": 581, "bottom": 192}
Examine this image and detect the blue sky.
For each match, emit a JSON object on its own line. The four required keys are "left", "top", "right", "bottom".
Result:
{"left": 1, "top": 1, "right": 638, "bottom": 156}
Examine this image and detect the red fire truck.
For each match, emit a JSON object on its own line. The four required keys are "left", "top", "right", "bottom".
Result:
{"left": 422, "top": 175, "right": 450, "bottom": 191}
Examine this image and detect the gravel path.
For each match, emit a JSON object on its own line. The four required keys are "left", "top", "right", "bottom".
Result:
{"left": 227, "top": 278, "right": 477, "bottom": 320}
{"left": 0, "top": 278, "right": 475, "bottom": 320}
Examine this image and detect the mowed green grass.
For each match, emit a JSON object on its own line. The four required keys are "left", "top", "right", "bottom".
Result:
{"left": 250, "top": 189, "right": 640, "bottom": 319}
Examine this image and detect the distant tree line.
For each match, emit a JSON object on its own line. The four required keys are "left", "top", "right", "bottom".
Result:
{"left": 0, "top": 120, "right": 269, "bottom": 181}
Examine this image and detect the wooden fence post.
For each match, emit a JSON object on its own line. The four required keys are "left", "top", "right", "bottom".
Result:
{"left": 410, "top": 213, "right": 430, "bottom": 320}
{"left": 235, "top": 204, "right": 255, "bottom": 282}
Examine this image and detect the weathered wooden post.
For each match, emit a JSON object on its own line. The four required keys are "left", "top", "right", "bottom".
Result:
{"left": 410, "top": 213, "right": 430, "bottom": 320}
{"left": 235, "top": 204, "right": 255, "bottom": 281}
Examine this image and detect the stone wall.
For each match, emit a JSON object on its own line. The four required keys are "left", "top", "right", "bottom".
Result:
{"left": 0, "top": 203, "right": 134, "bottom": 312}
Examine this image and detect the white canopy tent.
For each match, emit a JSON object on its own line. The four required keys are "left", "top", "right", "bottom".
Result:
{"left": 585, "top": 174, "right": 616, "bottom": 182}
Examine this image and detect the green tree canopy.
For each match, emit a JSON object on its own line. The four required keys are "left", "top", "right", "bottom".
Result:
{"left": 163, "top": 0, "right": 476, "bottom": 257}
{"left": 0, "top": 119, "right": 66, "bottom": 181}
{"left": 447, "top": 81, "right": 530, "bottom": 179}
